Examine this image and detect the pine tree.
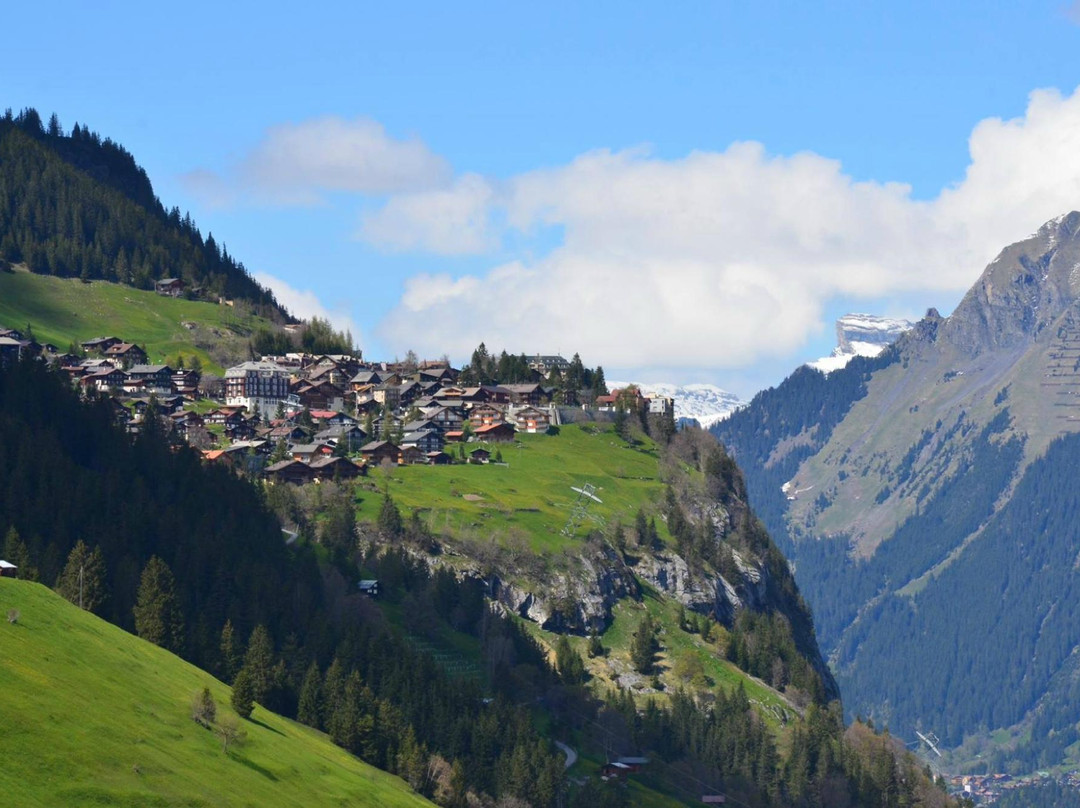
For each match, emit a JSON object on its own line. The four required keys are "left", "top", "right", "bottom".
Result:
{"left": 330, "top": 670, "right": 362, "bottom": 752}
{"left": 297, "top": 661, "right": 323, "bottom": 729}
{"left": 132, "top": 555, "right": 184, "bottom": 652}
{"left": 219, "top": 619, "right": 241, "bottom": 683}
{"left": 378, "top": 493, "right": 403, "bottom": 539}
{"left": 593, "top": 365, "right": 609, "bottom": 396}
{"left": 630, "top": 614, "right": 658, "bottom": 674}
{"left": 556, "top": 635, "right": 587, "bottom": 684}
{"left": 231, "top": 666, "right": 255, "bottom": 719}
{"left": 3, "top": 526, "right": 38, "bottom": 581}
{"left": 243, "top": 624, "right": 275, "bottom": 704}
{"left": 322, "top": 657, "right": 346, "bottom": 728}
{"left": 56, "top": 540, "right": 108, "bottom": 613}
{"left": 191, "top": 686, "right": 217, "bottom": 727}
{"left": 587, "top": 633, "right": 604, "bottom": 658}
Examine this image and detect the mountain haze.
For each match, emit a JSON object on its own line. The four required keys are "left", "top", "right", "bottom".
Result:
{"left": 714, "top": 211, "right": 1080, "bottom": 771}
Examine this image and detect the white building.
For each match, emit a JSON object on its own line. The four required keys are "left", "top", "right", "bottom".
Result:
{"left": 224, "top": 361, "right": 291, "bottom": 418}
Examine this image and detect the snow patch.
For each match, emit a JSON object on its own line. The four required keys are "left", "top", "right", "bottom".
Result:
{"left": 607, "top": 381, "right": 745, "bottom": 429}
{"left": 807, "top": 313, "right": 913, "bottom": 375}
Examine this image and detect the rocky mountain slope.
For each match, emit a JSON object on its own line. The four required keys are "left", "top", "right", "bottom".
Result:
{"left": 714, "top": 212, "right": 1080, "bottom": 772}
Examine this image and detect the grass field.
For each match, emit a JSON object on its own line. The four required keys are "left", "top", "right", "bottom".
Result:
{"left": 0, "top": 579, "right": 433, "bottom": 808}
{"left": 356, "top": 424, "right": 674, "bottom": 555}
{"left": 0, "top": 267, "right": 278, "bottom": 375}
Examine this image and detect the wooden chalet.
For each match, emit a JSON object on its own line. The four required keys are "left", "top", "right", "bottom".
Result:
{"left": 360, "top": 440, "right": 400, "bottom": 465}
{"left": 514, "top": 406, "right": 552, "bottom": 434}
{"left": 155, "top": 277, "right": 185, "bottom": 296}
{"left": 127, "top": 364, "right": 175, "bottom": 391}
{"left": 501, "top": 383, "right": 547, "bottom": 406}
{"left": 474, "top": 422, "right": 516, "bottom": 442}
{"left": 468, "top": 404, "right": 506, "bottom": 428}
{"left": 469, "top": 448, "right": 491, "bottom": 464}
{"left": 424, "top": 405, "right": 464, "bottom": 432}
{"left": 265, "top": 459, "right": 316, "bottom": 484}
{"left": 401, "top": 429, "right": 443, "bottom": 454}
{"left": 309, "top": 456, "right": 365, "bottom": 480}
{"left": 103, "top": 342, "right": 148, "bottom": 366}
{"left": 81, "top": 336, "right": 122, "bottom": 353}
{"left": 426, "top": 451, "right": 452, "bottom": 465}
{"left": 399, "top": 445, "right": 427, "bottom": 465}
{"left": 291, "top": 443, "right": 334, "bottom": 463}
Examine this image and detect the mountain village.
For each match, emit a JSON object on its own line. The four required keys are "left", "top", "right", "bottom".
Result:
{"left": 0, "top": 326, "right": 675, "bottom": 483}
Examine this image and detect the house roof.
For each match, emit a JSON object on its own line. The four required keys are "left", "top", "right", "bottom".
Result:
{"left": 360, "top": 440, "right": 398, "bottom": 452}
{"left": 402, "top": 430, "right": 438, "bottom": 444}
{"left": 128, "top": 364, "right": 172, "bottom": 374}
{"left": 266, "top": 459, "right": 310, "bottom": 473}
{"left": 290, "top": 443, "right": 331, "bottom": 454}
{"left": 225, "top": 360, "right": 289, "bottom": 376}
{"left": 0, "top": 560, "right": 16, "bottom": 569}
{"left": 310, "top": 456, "right": 361, "bottom": 470}
{"left": 475, "top": 423, "right": 513, "bottom": 434}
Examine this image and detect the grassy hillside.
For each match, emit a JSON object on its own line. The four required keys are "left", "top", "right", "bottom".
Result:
{"left": 0, "top": 266, "right": 278, "bottom": 374}
{"left": 358, "top": 424, "right": 675, "bottom": 555}
{"left": 357, "top": 424, "right": 802, "bottom": 728}
{"left": 0, "top": 578, "right": 433, "bottom": 808}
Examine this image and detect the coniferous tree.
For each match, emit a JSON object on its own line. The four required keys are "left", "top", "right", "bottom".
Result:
{"left": 3, "top": 526, "right": 38, "bottom": 581}
{"left": 231, "top": 666, "right": 255, "bottom": 719}
{"left": 297, "top": 661, "right": 323, "bottom": 729}
{"left": 242, "top": 624, "right": 275, "bottom": 704}
{"left": 555, "top": 635, "right": 587, "bottom": 684}
{"left": 593, "top": 365, "right": 608, "bottom": 396}
{"left": 630, "top": 613, "right": 658, "bottom": 674}
{"left": 321, "top": 657, "right": 346, "bottom": 729}
{"left": 132, "top": 555, "right": 184, "bottom": 652}
{"left": 219, "top": 619, "right": 241, "bottom": 683}
{"left": 56, "top": 540, "right": 108, "bottom": 613}
{"left": 378, "top": 493, "right": 403, "bottom": 539}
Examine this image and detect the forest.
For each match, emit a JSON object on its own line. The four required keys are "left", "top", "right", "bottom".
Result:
{"left": 0, "top": 358, "right": 957, "bottom": 806}
{"left": 0, "top": 108, "right": 285, "bottom": 316}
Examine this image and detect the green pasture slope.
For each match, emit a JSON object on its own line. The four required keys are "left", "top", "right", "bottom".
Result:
{"left": 0, "top": 267, "right": 277, "bottom": 374}
{"left": 0, "top": 578, "right": 433, "bottom": 808}
{"left": 358, "top": 424, "right": 675, "bottom": 555}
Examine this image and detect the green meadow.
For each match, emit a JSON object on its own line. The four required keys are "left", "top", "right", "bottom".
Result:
{"left": 0, "top": 267, "right": 277, "bottom": 374}
{"left": 0, "top": 578, "right": 433, "bottom": 808}
{"left": 357, "top": 424, "right": 673, "bottom": 555}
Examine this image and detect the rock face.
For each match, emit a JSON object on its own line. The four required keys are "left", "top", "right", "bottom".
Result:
{"left": 487, "top": 542, "right": 770, "bottom": 635}
{"left": 714, "top": 212, "right": 1080, "bottom": 766}
{"left": 808, "top": 313, "right": 913, "bottom": 374}
{"left": 938, "top": 211, "right": 1080, "bottom": 357}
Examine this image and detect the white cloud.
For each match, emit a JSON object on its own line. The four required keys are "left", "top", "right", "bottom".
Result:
{"left": 358, "top": 173, "right": 497, "bottom": 254}
{"left": 254, "top": 272, "right": 360, "bottom": 348}
{"left": 375, "top": 86, "right": 1080, "bottom": 371}
{"left": 183, "top": 117, "right": 450, "bottom": 206}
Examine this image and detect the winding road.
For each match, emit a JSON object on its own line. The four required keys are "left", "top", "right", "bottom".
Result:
{"left": 554, "top": 740, "right": 578, "bottom": 770}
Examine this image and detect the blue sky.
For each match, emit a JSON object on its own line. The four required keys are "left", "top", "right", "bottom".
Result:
{"left": 7, "top": 1, "right": 1080, "bottom": 396}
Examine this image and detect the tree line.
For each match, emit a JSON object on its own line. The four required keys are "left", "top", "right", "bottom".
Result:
{"left": 0, "top": 108, "right": 285, "bottom": 315}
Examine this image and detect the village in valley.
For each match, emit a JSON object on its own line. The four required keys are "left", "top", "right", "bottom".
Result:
{"left": 0, "top": 322, "right": 675, "bottom": 484}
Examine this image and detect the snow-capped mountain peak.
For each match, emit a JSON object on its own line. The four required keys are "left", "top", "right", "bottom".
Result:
{"left": 807, "top": 313, "right": 913, "bottom": 374}
{"left": 607, "top": 381, "right": 745, "bottom": 429}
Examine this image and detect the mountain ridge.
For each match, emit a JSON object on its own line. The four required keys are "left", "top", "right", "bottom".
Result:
{"left": 713, "top": 211, "right": 1080, "bottom": 772}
